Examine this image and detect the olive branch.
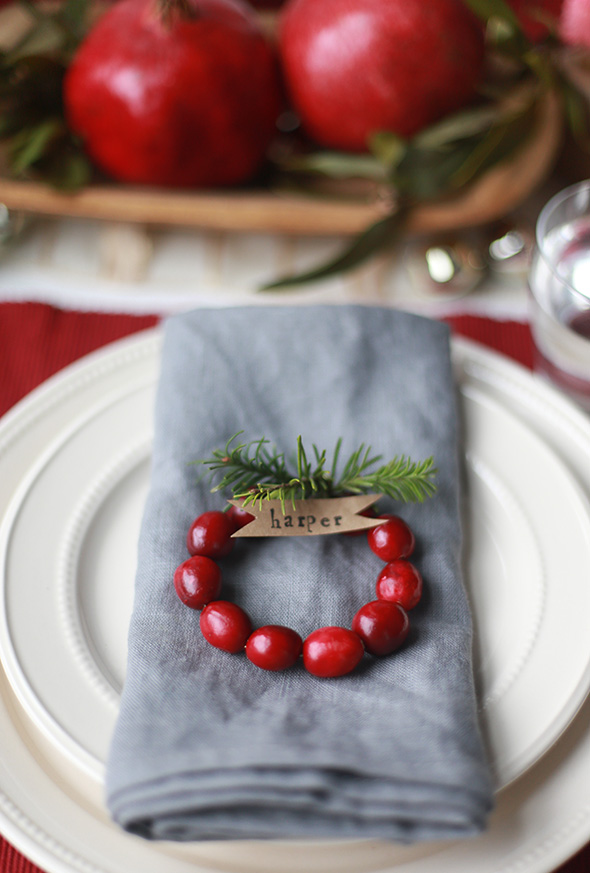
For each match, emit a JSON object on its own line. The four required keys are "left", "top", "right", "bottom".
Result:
{"left": 196, "top": 432, "right": 437, "bottom": 512}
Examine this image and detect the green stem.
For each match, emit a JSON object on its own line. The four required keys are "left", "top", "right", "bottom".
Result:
{"left": 259, "top": 207, "right": 408, "bottom": 291}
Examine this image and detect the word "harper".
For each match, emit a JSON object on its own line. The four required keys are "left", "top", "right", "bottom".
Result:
{"left": 270, "top": 507, "right": 342, "bottom": 534}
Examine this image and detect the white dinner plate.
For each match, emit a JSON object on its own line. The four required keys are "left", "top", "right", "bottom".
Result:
{"left": 0, "top": 329, "right": 590, "bottom": 873}
{"left": 1, "top": 347, "right": 590, "bottom": 789}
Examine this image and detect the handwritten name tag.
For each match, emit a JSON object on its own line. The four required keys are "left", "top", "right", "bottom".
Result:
{"left": 230, "top": 494, "right": 383, "bottom": 537}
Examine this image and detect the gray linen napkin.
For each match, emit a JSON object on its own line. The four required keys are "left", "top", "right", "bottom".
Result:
{"left": 106, "top": 304, "right": 494, "bottom": 842}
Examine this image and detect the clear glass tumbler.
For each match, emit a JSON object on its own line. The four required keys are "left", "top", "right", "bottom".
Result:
{"left": 529, "top": 180, "right": 590, "bottom": 412}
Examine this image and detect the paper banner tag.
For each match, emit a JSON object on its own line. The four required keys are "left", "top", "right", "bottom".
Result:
{"left": 230, "top": 494, "right": 383, "bottom": 538}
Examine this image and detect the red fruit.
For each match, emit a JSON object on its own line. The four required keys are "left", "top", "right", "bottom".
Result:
{"left": 173, "top": 555, "right": 222, "bottom": 608}
{"left": 279, "top": 0, "right": 485, "bottom": 150}
{"left": 63, "top": 0, "right": 281, "bottom": 187}
{"left": 245, "top": 625, "right": 303, "bottom": 670}
{"left": 187, "top": 510, "right": 234, "bottom": 558}
{"left": 560, "top": 0, "right": 590, "bottom": 46}
{"left": 376, "top": 559, "right": 423, "bottom": 610}
{"left": 226, "top": 502, "right": 256, "bottom": 532}
{"left": 507, "top": 0, "right": 563, "bottom": 41}
{"left": 200, "top": 600, "right": 252, "bottom": 652}
{"left": 368, "top": 515, "right": 415, "bottom": 561}
{"left": 352, "top": 600, "right": 409, "bottom": 656}
{"left": 303, "top": 626, "right": 364, "bottom": 677}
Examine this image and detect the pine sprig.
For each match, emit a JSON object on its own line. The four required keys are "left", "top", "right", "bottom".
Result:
{"left": 336, "top": 454, "right": 438, "bottom": 503}
{"left": 197, "top": 433, "right": 290, "bottom": 495}
{"left": 196, "top": 433, "right": 437, "bottom": 510}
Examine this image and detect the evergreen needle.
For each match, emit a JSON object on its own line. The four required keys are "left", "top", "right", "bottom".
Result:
{"left": 196, "top": 433, "right": 437, "bottom": 507}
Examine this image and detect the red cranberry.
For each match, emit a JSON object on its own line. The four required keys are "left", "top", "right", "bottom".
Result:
{"left": 376, "top": 559, "right": 423, "bottom": 610}
{"left": 245, "top": 625, "right": 303, "bottom": 671}
{"left": 352, "top": 600, "right": 409, "bottom": 656}
{"left": 173, "top": 555, "right": 222, "bottom": 609}
{"left": 226, "top": 502, "right": 256, "bottom": 532}
{"left": 200, "top": 601, "right": 252, "bottom": 653}
{"left": 187, "top": 510, "right": 234, "bottom": 558}
{"left": 367, "top": 515, "right": 415, "bottom": 561}
{"left": 303, "top": 627, "right": 364, "bottom": 677}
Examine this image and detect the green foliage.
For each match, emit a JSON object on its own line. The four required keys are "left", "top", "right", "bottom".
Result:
{"left": 261, "top": 210, "right": 407, "bottom": 291}
{"left": 335, "top": 448, "right": 438, "bottom": 504}
{"left": 196, "top": 433, "right": 437, "bottom": 511}
{"left": 0, "top": 0, "right": 94, "bottom": 187}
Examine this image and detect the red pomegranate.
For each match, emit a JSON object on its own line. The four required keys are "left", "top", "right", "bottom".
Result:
{"left": 278, "top": 0, "right": 485, "bottom": 151}
{"left": 63, "top": 0, "right": 281, "bottom": 187}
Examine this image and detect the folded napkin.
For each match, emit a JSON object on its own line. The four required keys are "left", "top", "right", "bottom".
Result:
{"left": 106, "top": 304, "right": 494, "bottom": 842}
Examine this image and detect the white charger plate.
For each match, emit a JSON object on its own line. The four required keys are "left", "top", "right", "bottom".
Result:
{"left": 1, "top": 330, "right": 590, "bottom": 873}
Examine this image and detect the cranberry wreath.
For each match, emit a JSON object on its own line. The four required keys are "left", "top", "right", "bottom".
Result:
{"left": 173, "top": 506, "right": 424, "bottom": 678}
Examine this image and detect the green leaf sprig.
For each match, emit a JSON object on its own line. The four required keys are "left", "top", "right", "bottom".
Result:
{"left": 264, "top": 85, "right": 543, "bottom": 290}
{"left": 0, "top": 0, "right": 94, "bottom": 188}
{"left": 197, "top": 433, "right": 437, "bottom": 512}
